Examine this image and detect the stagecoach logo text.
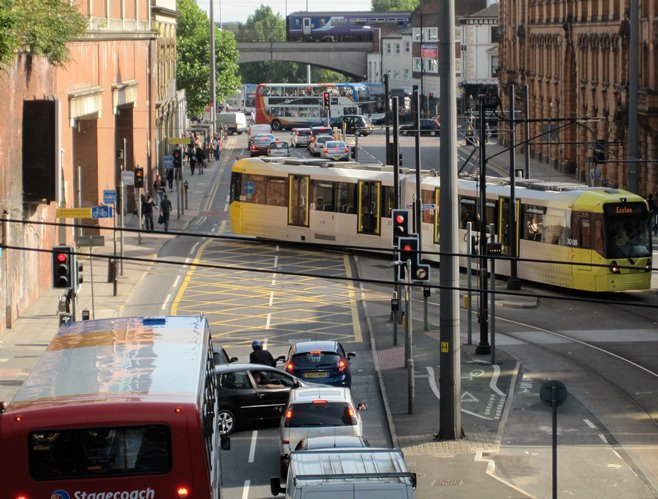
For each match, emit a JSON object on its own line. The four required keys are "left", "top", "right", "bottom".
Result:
{"left": 51, "top": 489, "right": 155, "bottom": 499}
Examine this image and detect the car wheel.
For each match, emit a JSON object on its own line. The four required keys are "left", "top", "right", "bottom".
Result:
{"left": 218, "top": 408, "right": 236, "bottom": 436}
{"left": 430, "top": 130, "right": 437, "bottom": 136}
{"left": 271, "top": 120, "right": 282, "bottom": 131}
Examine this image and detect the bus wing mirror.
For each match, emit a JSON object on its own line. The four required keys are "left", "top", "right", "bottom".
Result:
{"left": 270, "top": 477, "right": 284, "bottom": 496}
{"left": 220, "top": 436, "right": 231, "bottom": 451}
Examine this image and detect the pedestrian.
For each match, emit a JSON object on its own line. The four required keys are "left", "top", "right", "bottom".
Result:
{"left": 249, "top": 340, "right": 276, "bottom": 367}
{"left": 153, "top": 175, "right": 165, "bottom": 208}
{"left": 159, "top": 193, "right": 172, "bottom": 232}
{"left": 165, "top": 166, "right": 174, "bottom": 191}
{"left": 187, "top": 144, "right": 197, "bottom": 175}
{"left": 195, "top": 144, "right": 206, "bottom": 175}
{"left": 250, "top": 110, "right": 255, "bottom": 125}
{"left": 141, "top": 193, "right": 155, "bottom": 231}
{"left": 213, "top": 135, "right": 220, "bottom": 162}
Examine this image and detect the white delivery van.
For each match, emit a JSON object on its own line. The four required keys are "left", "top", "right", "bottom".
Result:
{"left": 217, "top": 112, "right": 247, "bottom": 135}
{"left": 271, "top": 448, "right": 417, "bottom": 499}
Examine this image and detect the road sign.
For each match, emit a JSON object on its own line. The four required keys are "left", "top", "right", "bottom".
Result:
{"left": 56, "top": 208, "right": 92, "bottom": 219}
{"left": 244, "top": 181, "right": 256, "bottom": 195}
{"left": 103, "top": 189, "right": 117, "bottom": 204}
{"left": 163, "top": 155, "right": 174, "bottom": 168}
{"left": 167, "top": 137, "right": 191, "bottom": 145}
{"left": 540, "top": 380, "right": 568, "bottom": 408}
{"left": 121, "top": 170, "right": 134, "bottom": 186}
{"left": 76, "top": 235, "right": 106, "bottom": 247}
{"left": 91, "top": 206, "right": 113, "bottom": 218}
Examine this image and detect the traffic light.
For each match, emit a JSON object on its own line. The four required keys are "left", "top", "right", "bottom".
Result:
{"left": 75, "top": 259, "right": 83, "bottom": 289}
{"left": 173, "top": 148, "right": 182, "bottom": 169}
{"left": 323, "top": 92, "right": 331, "bottom": 110}
{"left": 397, "top": 235, "right": 419, "bottom": 281}
{"left": 392, "top": 209, "right": 410, "bottom": 245}
{"left": 134, "top": 166, "right": 144, "bottom": 189}
{"left": 52, "top": 245, "right": 74, "bottom": 289}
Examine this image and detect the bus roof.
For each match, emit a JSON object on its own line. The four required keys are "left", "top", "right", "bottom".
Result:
{"left": 7, "top": 316, "right": 210, "bottom": 410}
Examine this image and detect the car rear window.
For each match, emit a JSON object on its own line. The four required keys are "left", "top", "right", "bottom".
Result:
{"left": 296, "top": 130, "right": 310, "bottom": 136}
{"left": 293, "top": 351, "right": 340, "bottom": 367}
{"left": 285, "top": 402, "right": 355, "bottom": 427}
{"left": 270, "top": 142, "right": 288, "bottom": 149}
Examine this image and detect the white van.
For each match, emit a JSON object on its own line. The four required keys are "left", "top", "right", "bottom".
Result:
{"left": 271, "top": 448, "right": 417, "bottom": 499}
{"left": 217, "top": 112, "right": 247, "bottom": 135}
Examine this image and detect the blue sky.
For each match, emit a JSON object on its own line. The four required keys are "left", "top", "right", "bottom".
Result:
{"left": 195, "top": 0, "right": 374, "bottom": 24}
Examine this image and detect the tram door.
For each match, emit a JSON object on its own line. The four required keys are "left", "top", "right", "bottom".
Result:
{"left": 288, "top": 174, "right": 309, "bottom": 227}
{"left": 498, "top": 196, "right": 519, "bottom": 255}
{"left": 358, "top": 180, "right": 381, "bottom": 235}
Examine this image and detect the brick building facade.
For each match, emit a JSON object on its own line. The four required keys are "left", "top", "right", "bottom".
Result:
{"left": 498, "top": 0, "right": 657, "bottom": 195}
{"left": 0, "top": 1, "right": 155, "bottom": 333}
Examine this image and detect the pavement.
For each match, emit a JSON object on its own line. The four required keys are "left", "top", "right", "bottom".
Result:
{"left": 1, "top": 137, "right": 657, "bottom": 498}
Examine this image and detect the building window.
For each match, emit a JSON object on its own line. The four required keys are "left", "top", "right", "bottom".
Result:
{"left": 413, "top": 57, "right": 422, "bottom": 71}
{"left": 404, "top": 69, "right": 410, "bottom": 80}
{"left": 386, "top": 42, "right": 391, "bottom": 54}
{"left": 404, "top": 41, "right": 411, "bottom": 53}
{"left": 394, "top": 69, "right": 400, "bottom": 79}
{"left": 490, "top": 55, "right": 499, "bottom": 77}
{"left": 490, "top": 25, "right": 499, "bottom": 43}
{"left": 412, "top": 28, "right": 421, "bottom": 42}
{"left": 395, "top": 43, "right": 400, "bottom": 55}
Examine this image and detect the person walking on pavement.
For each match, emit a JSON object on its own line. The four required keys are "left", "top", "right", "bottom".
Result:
{"left": 213, "top": 135, "right": 220, "bottom": 163}
{"left": 249, "top": 340, "right": 276, "bottom": 367}
{"left": 187, "top": 144, "right": 197, "bottom": 175}
{"left": 195, "top": 144, "right": 206, "bottom": 175}
{"left": 165, "top": 166, "right": 174, "bottom": 191}
{"left": 159, "top": 193, "right": 172, "bottom": 232}
{"left": 141, "top": 193, "right": 155, "bottom": 231}
{"left": 153, "top": 175, "right": 165, "bottom": 208}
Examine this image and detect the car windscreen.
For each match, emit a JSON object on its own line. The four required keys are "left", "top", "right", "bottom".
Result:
{"left": 285, "top": 402, "right": 355, "bottom": 427}
{"left": 29, "top": 425, "right": 171, "bottom": 480}
{"left": 293, "top": 351, "right": 340, "bottom": 368}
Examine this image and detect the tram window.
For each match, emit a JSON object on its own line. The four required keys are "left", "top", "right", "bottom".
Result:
{"left": 336, "top": 182, "right": 357, "bottom": 214}
{"left": 543, "top": 208, "right": 569, "bottom": 245}
{"left": 380, "top": 186, "right": 395, "bottom": 218}
{"left": 312, "top": 181, "right": 335, "bottom": 211}
{"left": 421, "top": 189, "right": 435, "bottom": 223}
{"left": 267, "top": 177, "right": 287, "bottom": 207}
{"left": 242, "top": 174, "right": 267, "bottom": 204}
{"left": 522, "top": 206, "right": 545, "bottom": 242}
{"left": 459, "top": 197, "right": 477, "bottom": 229}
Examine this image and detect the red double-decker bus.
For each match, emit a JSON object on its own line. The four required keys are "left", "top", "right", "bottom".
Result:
{"left": 0, "top": 316, "right": 225, "bottom": 498}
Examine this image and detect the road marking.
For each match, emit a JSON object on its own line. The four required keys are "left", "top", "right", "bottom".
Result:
{"left": 173, "top": 275, "right": 181, "bottom": 288}
{"left": 599, "top": 433, "right": 608, "bottom": 444}
{"left": 190, "top": 241, "right": 200, "bottom": 256}
{"left": 161, "top": 293, "right": 172, "bottom": 311}
{"left": 584, "top": 419, "right": 597, "bottom": 429}
{"left": 266, "top": 313, "right": 271, "bottom": 330}
{"left": 171, "top": 240, "right": 210, "bottom": 315}
{"left": 426, "top": 367, "right": 494, "bottom": 421}
{"left": 269, "top": 291, "right": 274, "bottom": 307}
{"left": 490, "top": 364, "right": 506, "bottom": 397}
{"left": 241, "top": 480, "right": 250, "bottom": 499}
{"left": 248, "top": 431, "right": 258, "bottom": 463}
{"left": 461, "top": 391, "right": 479, "bottom": 403}
{"left": 345, "top": 255, "right": 363, "bottom": 343}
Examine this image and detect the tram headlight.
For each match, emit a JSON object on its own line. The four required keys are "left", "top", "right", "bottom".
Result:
{"left": 609, "top": 261, "right": 621, "bottom": 274}
{"left": 645, "top": 258, "right": 652, "bottom": 272}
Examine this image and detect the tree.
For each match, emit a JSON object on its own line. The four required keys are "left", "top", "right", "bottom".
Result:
{"left": 0, "top": 0, "right": 87, "bottom": 69}
{"left": 371, "top": 0, "right": 420, "bottom": 11}
{"left": 235, "top": 6, "right": 349, "bottom": 85}
{"left": 176, "top": 0, "right": 240, "bottom": 117}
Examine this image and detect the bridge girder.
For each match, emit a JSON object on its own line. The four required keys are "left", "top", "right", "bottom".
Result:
{"left": 237, "top": 42, "right": 372, "bottom": 79}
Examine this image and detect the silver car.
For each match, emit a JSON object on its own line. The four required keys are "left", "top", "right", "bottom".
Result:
{"left": 279, "top": 386, "right": 366, "bottom": 476}
{"left": 320, "top": 140, "right": 350, "bottom": 161}
{"left": 308, "top": 134, "right": 334, "bottom": 157}
{"left": 290, "top": 128, "right": 311, "bottom": 148}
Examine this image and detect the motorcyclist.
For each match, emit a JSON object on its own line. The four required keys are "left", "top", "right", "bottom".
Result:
{"left": 249, "top": 340, "right": 276, "bottom": 367}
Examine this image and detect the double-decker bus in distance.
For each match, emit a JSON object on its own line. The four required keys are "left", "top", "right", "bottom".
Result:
{"left": 223, "top": 84, "right": 258, "bottom": 114}
{"left": 0, "top": 316, "right": 225, "bottom": 499}
{"left": 255, "top": 83, "right": 361, "bottom": 130}
{"left": 353, "top": 81, "right": 386, "bottom": 123}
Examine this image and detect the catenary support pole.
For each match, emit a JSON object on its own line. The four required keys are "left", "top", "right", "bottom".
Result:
{"left": 476, "top": 98, "right": 490, "bottom": 356}
{"left": 507, "top": 85, "right": 520, "bottom": 290}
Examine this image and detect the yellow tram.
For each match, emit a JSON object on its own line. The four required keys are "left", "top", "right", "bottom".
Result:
{"left": 229, "top": 157, "right": 652, "bottom": 292}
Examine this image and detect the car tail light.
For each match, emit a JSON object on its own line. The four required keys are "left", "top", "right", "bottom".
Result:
{"left": 348, "top": 407, "right": 355, "bottom": 417}
{"left": 285, "top": 409, "right": 293, "bottom": 420}
{"left": 176, "top": 486, "right": 190, "bottom": 498}
{"left": 282, "top": 439, "right": 290, "bottom": 445}
{"left": 285, "top": 361, "right": 294, "bottom": 372}
{"left": 338, "top": 359, "right": 348, "bottom": 372}
{"left": 323, "top": 148, "right": 328, "bottom": 153}
{"left": 310, "top": 350, "right": 321, "bottom": 354}
{"left": 344, "top": 148, "right": 349, "bottom": 153}
{"left": 312, "top": 399, "right": 328, "bottom": 405}
{"left": 296, "top": 131, "right": 300, "bottom": 135}
{"left": 251, "top": 145, "right": 256, "bottom": 150}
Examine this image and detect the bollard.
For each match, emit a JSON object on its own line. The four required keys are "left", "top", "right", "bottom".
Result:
{"left": 184, "top": 180, "right": 189, "bottom": 210}
{"left": 81, "top": 309, "right": 90, "bottom": 321}
{"left": 107, "top": 259, "right": 115, "bottom": 283}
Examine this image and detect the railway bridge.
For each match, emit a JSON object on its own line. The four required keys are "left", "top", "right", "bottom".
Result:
{"left": 236, "top": 42, "right": 373, "bottom": 79}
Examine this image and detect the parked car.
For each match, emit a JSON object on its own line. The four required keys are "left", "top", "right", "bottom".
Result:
{"left": 331, "top": 114, "right": 374, "bottom": 136}
{"left": 294, "top": 435, "right": 370, "bottom": 451}
{"left": 320, "top": 140, "right": 350, "bottom": 161}
{"left": 215, "top": 363, "right": 306, "bottom": 436}
{"left": 248, "top": 123, "right": 272, "bottom": 146}
{"left": 308, "top": 135, "right": 334, "bottom": 157}
{"left": 290, "top": 128, "right": 311, "bottom": 148}
{"left": 268, "top": 140, "right": 290, "bottom": 157}
{"left": 279, "top": 386, "right": 367, "bottom": 476}
{"left": 307, "top": 126, "right": 334, "bottom": 151}
{"left": 399, "top": 118, "right": 441, "bottom": 136}
{"left": 250, "top": 133, "right": 275, "bottom": 156}
{"left": 284, "top": 340, "right": 355, "bottom": 387}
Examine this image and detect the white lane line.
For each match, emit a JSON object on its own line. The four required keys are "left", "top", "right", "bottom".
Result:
{"left": 241, "top": 480, "right": 250, "bottom": 499}
{"left": 190, "top": 242, "right": 200, "bottom": 255}
{"left": 584, "top": 419, "right": 597, "bottom": 429}
{"left": 490, "top": 364, "right": 506, "bottom": 397}
{"left": 248, "top": 431, "right": 258, "bottom": 463}
{"left": 269, "top": 291, "right": 274, "bottom": 307}
{"left": 161, "top": 294, "right": 172, "bottom": 311}
{"left": 599, "top": 433, "right": 608, "bottom": 444}
{"left": 173, "top": 276, "right": 181, "bottom": 288}
{"left": 274, "top": 255, "right": 278, "bottom": 269}
{"left": 266, "top": 313, "right": 271, "bottom": 330}
{"left": 224, "top": 202, "right": 228, "bottom": 212}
